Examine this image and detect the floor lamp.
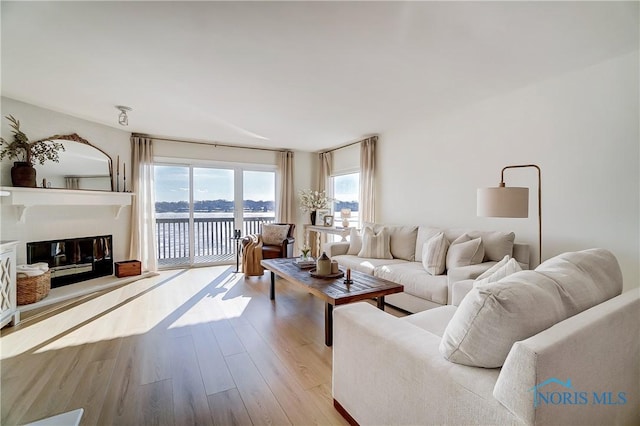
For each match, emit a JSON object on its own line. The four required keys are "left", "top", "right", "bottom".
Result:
{"left": 477, "top": 164, "right": 542, "bottom": 265}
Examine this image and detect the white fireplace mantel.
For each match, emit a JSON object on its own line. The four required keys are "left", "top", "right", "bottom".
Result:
{"left": 0, "top": 186, "right": 133, "bottom": 223}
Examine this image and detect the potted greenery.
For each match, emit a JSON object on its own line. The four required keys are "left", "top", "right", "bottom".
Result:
{"left": 0, "top": 115, "right": 65, "bottom": 187}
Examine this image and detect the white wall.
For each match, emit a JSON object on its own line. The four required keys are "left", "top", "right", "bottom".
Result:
{"left": 377, "top": 52, "right": 639, "bottom": 291}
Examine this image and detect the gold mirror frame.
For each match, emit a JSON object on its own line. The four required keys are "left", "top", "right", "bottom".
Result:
{"left": 40, "top": 133, "right": 114, "bottom": 191}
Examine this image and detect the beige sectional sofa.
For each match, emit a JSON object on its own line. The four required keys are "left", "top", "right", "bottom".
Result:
{"left": 325, "top": 225, "right": 529, "bottom": 313}
{"left": 333, "top": 248, "right": 640, "bottom": 425}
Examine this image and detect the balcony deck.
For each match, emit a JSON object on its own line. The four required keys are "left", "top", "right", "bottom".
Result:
{"left": 156, "top": 215, "right": 274, "bottom": 268}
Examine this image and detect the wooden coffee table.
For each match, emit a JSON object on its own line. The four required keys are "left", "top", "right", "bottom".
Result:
{"left": 260, "top": 258, "right": 404, "bottom": 346}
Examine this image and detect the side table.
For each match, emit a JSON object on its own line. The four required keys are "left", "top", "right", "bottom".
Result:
{"left": 230, "top": 236, "right": 243, "bottom": 273}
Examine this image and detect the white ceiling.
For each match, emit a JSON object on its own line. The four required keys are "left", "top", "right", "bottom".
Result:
{"left": 2, "top": 1, "right": 638, "bottom": 152}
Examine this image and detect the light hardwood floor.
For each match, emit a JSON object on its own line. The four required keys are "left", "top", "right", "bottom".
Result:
{"left": 1, "top": 266, "right": 403, "bottom": 425}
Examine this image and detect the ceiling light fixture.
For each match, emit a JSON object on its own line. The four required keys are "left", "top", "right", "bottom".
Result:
{"left": 116, "top": 106, "right": 132, "bottom": 126}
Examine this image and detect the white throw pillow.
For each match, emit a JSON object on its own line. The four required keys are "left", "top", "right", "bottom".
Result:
{"left": 446, "top": 234, "right": 484, "bottom": 269}
{"left": 261, "top": 224, "right": 290, "bottom": 245}
{"left": 475, "top": 255, "right": 510, "bottom": 280}
{"left": 439, "top": 248, "right": 623, "bottom": 368}
{"left": 388, "top": 226, "right": 419, "bottom": 261}
{"left": 347, "top": 228, "right": 363, "bottom": 255}
{"left": 474, "top": 258, "right": 522, "bottom": 287}
{"left": 421, "top": 232, "right": 449, "bottom": 275}
{"left": 358, "top": 227, "right": 393, "bottom": 259}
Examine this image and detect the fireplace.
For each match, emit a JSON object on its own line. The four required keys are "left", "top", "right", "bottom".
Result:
{"left": 27, "top": 235, "right": 113, "bottom": 288}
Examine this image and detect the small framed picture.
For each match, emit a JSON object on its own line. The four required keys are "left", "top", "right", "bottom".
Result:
{"left": 315, "top": 209, "right": 330, "bottom": 226}
{"left": 323, "top": 215, "right": 334, "bottom": 227}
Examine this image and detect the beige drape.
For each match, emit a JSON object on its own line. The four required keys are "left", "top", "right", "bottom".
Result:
{"left": 318, "top": 151, "right": 332, "bottom": 193}
{"left": 309, "top": 151, "right": 333, "bottom": 257}
{"left": 359, "top": 136, "right": 377, "bottom": 225}
{"left": 276, "top": 151, "right": 294, "bottom": 223}
{"left": 129, "top": 136, "right": 158, "bottom": 272}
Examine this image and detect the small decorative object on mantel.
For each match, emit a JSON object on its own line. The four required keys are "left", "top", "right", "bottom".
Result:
{"left": 298, "top": 189, "right": 333, "bottom": 224}
{"left": 116, "top": 155, "right": 120, "bottom": 192}
{"left": 323, "top": 215, "right": 334, "bottom": 227}
{"left": 0, "top": 115, "right": 65, "bottom": 188}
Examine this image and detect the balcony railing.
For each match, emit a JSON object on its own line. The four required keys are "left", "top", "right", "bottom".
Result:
{"left": 156, "top": 216, "right": 275, "bottom": 267}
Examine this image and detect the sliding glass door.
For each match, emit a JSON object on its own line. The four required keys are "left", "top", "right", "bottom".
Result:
{"left": 193, "top": 167, "right": 235, "bottom": 265}
{"left": 243, "top": 170, "right": 276, "bottom": 235}
{"left": 154, "top": 163, "right": 275, "bottom": 268}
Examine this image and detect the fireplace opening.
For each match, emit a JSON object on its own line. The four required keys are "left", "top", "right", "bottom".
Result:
{"left": 27, "top": 235, "right": 113, "bottom": 288}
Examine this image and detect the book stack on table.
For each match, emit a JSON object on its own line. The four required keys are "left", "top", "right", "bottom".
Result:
{"left": 295, "top": 257, "right": 316, "bottom": 269}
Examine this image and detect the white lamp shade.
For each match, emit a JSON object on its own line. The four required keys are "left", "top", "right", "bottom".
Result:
{"left": 477, "top": 187, "right": 529, "bottom": 218}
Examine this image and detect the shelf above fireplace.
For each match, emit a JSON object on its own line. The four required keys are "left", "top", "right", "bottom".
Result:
{"left": 0, "top": 186, "right": 133, "bottom": 223}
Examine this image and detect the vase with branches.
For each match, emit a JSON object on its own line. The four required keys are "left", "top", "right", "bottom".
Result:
{"left": 0, "top": 115, "right": 65, "bottom": 187}
{"left": 298, "top": 189, "right": 333, "bottom": 224}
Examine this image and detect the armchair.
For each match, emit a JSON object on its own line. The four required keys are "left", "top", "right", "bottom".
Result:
{"left": 242, "top": 223, "right": 296, "bottom": 260}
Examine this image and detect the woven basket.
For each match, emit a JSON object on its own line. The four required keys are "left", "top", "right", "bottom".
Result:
{"left": 17, "top": 270, "right": 51, "bottom": 305}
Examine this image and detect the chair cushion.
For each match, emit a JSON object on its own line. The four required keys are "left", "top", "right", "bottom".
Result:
{"left": 262, "top": 245, "right": 284, "bottom": 259}
{"left": 262, "top": 224, "right": 290, "bottom": 245}
{"left": 439, "top": 248, "right": 623, "bottom": 368}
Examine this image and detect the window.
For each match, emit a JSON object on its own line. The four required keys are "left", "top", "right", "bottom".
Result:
{"left": 333, "top": 172, "right": 359, "bottom": 228}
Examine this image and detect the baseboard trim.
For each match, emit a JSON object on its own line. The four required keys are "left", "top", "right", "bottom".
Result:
{"left": 333, "top": 399, "right": 359, "bottom": 426}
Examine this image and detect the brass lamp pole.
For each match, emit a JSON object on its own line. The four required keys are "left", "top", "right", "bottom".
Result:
{"left": 477, "top": 164, "right": 542, "bottom": 265}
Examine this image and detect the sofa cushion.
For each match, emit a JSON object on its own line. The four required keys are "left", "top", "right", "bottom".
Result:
{"left": 439, "top": 248, "right": 623, "bottom": 368}
{"left": 469, "top": 231, "right": 515, "bottom": 262}
{"left": 387, "top": 226, "right": 418, "bottom": 261}
{"left": 446, "top": 234, "right": 484, "bottom": 269}
{"left": 475, "top": 255, "right": 510, "bottom": 280}
{"left": 261, "top": 224, "right": 290, "bottom": 245}
{"left": 474, "top": 257, "right": 522, "bottom": 287}
{"left": 415, "top": 226, "right": 443, "bottom": 260}
{"left": 375, "top": 262, "right": 448, "bottom": 305}
{"left": 333, "top": 254, "right": 407, "bottom": 275}
{"left": 347, "top": 227, "right": 363, "bottom": 255}
{"left": 421, "top": 232, "right": 449, "bottom": 275}
{"left": 401, "top": 305, "right": 457, "bottom": 337}
{"left": 358, "top": 227, "right": 393, "bottom": 259}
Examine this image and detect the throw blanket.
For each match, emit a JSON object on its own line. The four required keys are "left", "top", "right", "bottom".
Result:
{"left": 242, "top": 234, "right": 265, "bottom": 277}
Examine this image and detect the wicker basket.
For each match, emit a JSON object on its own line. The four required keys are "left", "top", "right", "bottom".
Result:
{"left": 17, "top": 270, "right": 51, "bottom": 305}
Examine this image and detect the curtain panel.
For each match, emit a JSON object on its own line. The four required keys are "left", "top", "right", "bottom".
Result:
{"left": 129, "top": 136, "right": 158, "bottom": 272}
{"left": 359, "top": 136, "right": 377, "bottom": 225}
{"left": 276, "top": 151, "right": 295, "bottom": 223}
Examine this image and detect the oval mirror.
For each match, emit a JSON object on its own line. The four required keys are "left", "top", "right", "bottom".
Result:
{"left": 36, "top": 134, "right": 113, "bottom": 191}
